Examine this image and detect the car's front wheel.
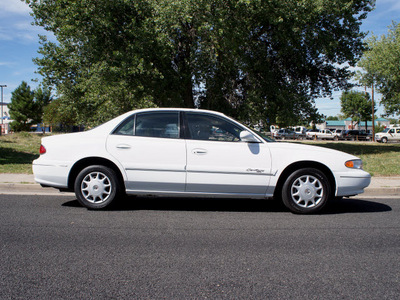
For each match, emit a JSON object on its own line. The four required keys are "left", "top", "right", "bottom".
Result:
{"left": 381, "top": 137, "right": 388, "bottom": 143}
{"left": 74, "top": 165, "right": 120, "bottom": 209}
{"left": 281, "top": 168, "right": 331, "bottom": 214}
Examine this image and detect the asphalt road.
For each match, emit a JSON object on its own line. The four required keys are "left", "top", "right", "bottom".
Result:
{"left": 1, "top": 194, "right": 399, "bottom": 299}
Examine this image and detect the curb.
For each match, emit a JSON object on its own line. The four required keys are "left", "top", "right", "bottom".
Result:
{"left": 0, "top": 183, "right": 73, "bottom": 196}
{"left": 362, "top": 187, "right": 400, "bottom": 197}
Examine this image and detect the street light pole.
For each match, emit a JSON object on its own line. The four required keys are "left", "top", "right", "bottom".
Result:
{"left": 0, "top": 85, "right": 7, "bottom": 129}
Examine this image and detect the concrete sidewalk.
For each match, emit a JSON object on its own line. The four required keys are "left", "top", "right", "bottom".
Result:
{"left": 0, "top": 173, "right": 399, "bottom": 197}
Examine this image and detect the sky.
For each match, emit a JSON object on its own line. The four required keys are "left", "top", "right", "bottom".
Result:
{"left": 1, "top": 0, "right": 400, "bottom": 118}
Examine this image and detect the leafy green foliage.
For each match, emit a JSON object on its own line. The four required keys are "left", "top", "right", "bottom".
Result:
{"left": 8, "top": 82, "right": 52, "bottom": 132}
{"left": 358, "top": 22, "right": 400, "bottom": 116}
{"left": 340, "top": 90, "right": 376, "bottom": 130}
{"left": 26, "top": 0, "right": 374, "bottom": 127}
{"left": 8, "top": 82, "right": 38, "bottom": 131}
{"left": 42, "top": 98, "right": 77, "bottom": 131}
{"left": 389, "top": 118, "right": 400, "bottom": 125}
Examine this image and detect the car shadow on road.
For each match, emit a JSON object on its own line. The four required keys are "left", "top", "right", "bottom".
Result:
{"left": 323, "top": 197, "right": 392, "bottom": 214}
{"left": 62, "top": 196, "right": 392, "bottom": 214}
{"left": 62, "top": 197, "right": 287, "bottom": 212}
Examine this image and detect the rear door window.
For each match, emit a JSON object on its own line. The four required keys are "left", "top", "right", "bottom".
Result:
{"left": 113, "top": 112, "right": 180, "bottom": 139}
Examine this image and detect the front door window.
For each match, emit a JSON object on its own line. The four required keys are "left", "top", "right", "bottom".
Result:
{"left": 186, "top": 113, "right": 242, "bottom": 142}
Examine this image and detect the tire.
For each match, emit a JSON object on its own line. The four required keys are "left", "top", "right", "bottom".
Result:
{"left": 74, "top": 165, "right": 121, "bottom": 209}
{"left": 281, "top": 168, "right": 331, "bottom": 214}
{"left": 382, "top": 137, "right": 388, "bottom": 144}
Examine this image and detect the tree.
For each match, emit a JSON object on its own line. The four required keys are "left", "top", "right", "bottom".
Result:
{"left": 389, "top": 118, "right": 400, "bottom": 125}
{"left": 8, "top": 82, "right": 38, "bottom": 132}
{"left": 340, "top": 90, "right": 376, "bottom": 130}
{"left": 34, "top": 86, "right": 53, "bottom": 132}
{"left": 26, "top": 0, "right": 375, "bottom": 127}
{"left": 8, "top": 82, "right": 52, "bottom": 132}
{"left": 34, "top": 86, "right": 52, "bottom": 116}
{"left": 326, "top": 116, "right": 339, "bottom": 121}
{"left": 43, "top": 98, "right": 78, "bottom": 132}
{"left": 358, "top": 22, "right": 400, "bottom": 115}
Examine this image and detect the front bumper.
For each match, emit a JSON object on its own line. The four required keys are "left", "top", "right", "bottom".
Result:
{"left": 336, "top": 171, "right": 371, "bottom": 197}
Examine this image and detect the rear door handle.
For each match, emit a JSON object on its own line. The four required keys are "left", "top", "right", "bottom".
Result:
{"left": 116, "top": 144, "right": 131, "bottom": 149}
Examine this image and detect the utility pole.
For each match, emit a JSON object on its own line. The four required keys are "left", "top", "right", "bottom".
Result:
{"left": 371, "top": 83, "right": 375, "bottom": 142}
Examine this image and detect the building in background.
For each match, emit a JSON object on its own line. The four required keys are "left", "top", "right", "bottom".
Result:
{"left": 0, "top": 102, "right": 11, "bottom": 135}
{"left": 316, "top": 118, "right": 390, "bottom": 131}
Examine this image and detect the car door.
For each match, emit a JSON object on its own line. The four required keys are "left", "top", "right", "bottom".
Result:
{"left": 387, "top": 128, "right": 395, "bottom": 141}
{"left": 106, "top": 111, "right": 186, "bottom": 193}
{"left": 184, "top": 112, "right": 272, "bottom": 196}
{"left": 396, "top": 128, "right": 400, "bottom": 141}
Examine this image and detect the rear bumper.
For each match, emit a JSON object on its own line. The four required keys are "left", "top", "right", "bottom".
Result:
{"left": 32, "top": 159, "right": 70, "bottom": 189}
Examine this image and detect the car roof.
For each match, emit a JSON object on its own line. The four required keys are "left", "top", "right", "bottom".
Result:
{"left": 130, "top": 107, "right": 228, "bottom": 118}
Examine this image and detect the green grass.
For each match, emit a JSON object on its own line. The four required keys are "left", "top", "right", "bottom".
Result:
{"left": 1, "top": 133, "right": 399, "bottom": 176}
{"left": 297, "top": 141, "right": 400, "bottom": 177}
{"left": 0, "top": 132, "right": 42, "bottom": 174}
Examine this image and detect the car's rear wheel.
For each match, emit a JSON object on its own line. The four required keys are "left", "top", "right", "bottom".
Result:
{"left": 282, "top": 168, "right": 331, "bottom": 214}
{"left": 74, "top": 165, "right": 120, "bottom": 209}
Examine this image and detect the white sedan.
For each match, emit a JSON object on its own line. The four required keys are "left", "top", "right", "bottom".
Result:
{"left": 33, "top": 108, "right": 371, "bottom": 214}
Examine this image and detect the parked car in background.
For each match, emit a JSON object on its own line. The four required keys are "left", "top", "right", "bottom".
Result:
{"left": 305, "top": 129, "right": 320, "bottom": 139}
{"left": 315, "top": 129, "right": 337, "bottom": 140}
{"left": 375, "top": 127, "right": 400, "bottom": 143}
{"left": 292, "top": 126, "right": 307, "bottom": 139}
{"left": 342, "top": 130, "right": 371, "bottom": 141}
{"left": 273, "top": 128, "right": 297, "bottom": 140}
{"left": 332, "top": 129, "right": 344, "bottom": 140}
{"left": 33, "top": 108, "right": 371, "bottom": 214}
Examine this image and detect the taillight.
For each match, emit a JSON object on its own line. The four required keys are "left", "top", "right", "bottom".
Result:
{"left": 39, "top": 145, "right": 46, "bottom": 155}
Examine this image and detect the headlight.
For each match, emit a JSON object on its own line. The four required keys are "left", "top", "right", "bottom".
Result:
{"left": 345, "top": 159, "right": 363, "bottom": 169}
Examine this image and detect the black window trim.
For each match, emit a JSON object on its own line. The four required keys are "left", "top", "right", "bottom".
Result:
{"left": 111, "top": 110, "right": 265, "bottom": 143}
{"left": 112, "top": 111, "right": 181, "bottom": 139}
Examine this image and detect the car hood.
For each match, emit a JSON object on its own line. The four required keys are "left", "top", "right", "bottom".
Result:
{"left": 267, "top": 142, "right": 359, "bottom": 161}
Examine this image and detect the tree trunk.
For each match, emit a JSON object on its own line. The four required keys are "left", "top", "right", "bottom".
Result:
{"left": 183, "top": 77, "right": 194, "bottom": 108}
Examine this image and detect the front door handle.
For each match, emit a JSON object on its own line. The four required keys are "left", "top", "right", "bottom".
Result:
{"left": 116, "top": 144, "right": 131, "bottom": 149}
{"left": 192, "top": 148, "right": 207, "bottom": 155}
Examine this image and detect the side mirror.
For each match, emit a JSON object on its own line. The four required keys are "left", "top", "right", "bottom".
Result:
{"left": 240, "top": 131, "right": 260, "bottom": 143}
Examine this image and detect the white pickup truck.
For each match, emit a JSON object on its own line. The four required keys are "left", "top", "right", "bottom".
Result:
{"left": 375, "top": 127, "right": 400, "bottom": 143}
